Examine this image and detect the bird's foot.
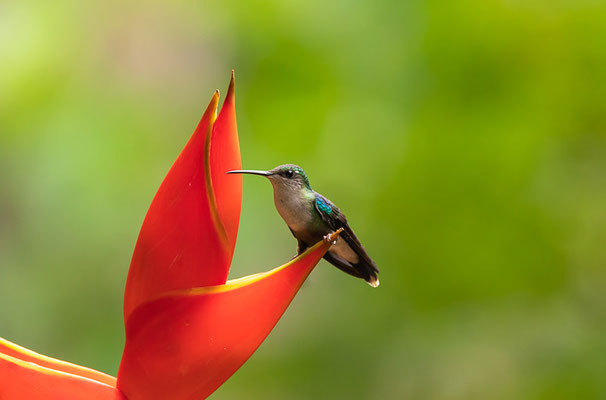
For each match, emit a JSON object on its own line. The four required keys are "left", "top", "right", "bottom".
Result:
{"left": 323, "top": 228, "right": 344, "bottom": 245}
{"left": 323, "top": 235, "right": 337, "bottom": 245}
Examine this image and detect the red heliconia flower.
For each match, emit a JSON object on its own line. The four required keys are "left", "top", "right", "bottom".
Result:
{"left": 0, "top": 72, "right": 341, "bottom": 400}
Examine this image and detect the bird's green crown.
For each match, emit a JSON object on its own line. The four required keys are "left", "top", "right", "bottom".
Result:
{"left": 271, "top": 164, "right": 312, "bottom": 190}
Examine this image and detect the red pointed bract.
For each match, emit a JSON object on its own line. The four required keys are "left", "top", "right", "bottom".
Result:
{"left": 117, "top": 241, "right": 331, "bottom": 400}
{"left": 117, "top": 75, "right": 335, "bottom": 399}
{"left": 0, "top": 352, "right": 124, "bottom": 400}
{"left": 0, "top": 337, "right": 117, "bottom": 387}
{"left": 123, "top": 87, "right": 238, "bottom": 320}
{"left": 210, "top": 71, "right": 242, "bottom": 258}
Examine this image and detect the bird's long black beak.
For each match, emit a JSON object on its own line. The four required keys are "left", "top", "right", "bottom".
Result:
{"left": 227, "top": 169, "right": 272, "bottom": 177}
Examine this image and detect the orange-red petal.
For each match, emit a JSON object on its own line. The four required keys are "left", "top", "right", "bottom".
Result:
{"left": 210, "top": 71, "right": 242, "bottom": 260}
{"left": 0, "top": 337, "right": 117, "bottom": 387}
{"left": 123, "top": 76, "right": 241, "bottom": 320}
{"left": 0, "top": 352, "right": 124, "bottom": 400}
{"left": 117, "top": 240, "right": 333, "bottom": 400}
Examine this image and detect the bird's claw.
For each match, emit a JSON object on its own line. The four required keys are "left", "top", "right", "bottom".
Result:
{"left": 323, "top": 235, "right": 337, "bottom": 245}
{"left": 323, "top": 228, "right": 344, "bottom": 245}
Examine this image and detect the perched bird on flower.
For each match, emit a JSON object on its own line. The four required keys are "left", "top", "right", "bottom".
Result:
{"left": 229, "top": 164, "right": 380, "bottom": 287}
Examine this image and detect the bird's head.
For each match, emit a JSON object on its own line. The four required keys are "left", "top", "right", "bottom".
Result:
{"left": 227, "top": 164, "right": 312, "bottom": 193}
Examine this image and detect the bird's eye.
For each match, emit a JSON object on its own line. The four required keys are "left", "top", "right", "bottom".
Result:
{"left": 284, "top": 170, "right": 294, "bottom": 178}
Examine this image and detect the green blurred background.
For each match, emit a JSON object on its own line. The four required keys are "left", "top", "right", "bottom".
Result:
{"left": 1, "top": 0, "right": 606, "bottom": 398}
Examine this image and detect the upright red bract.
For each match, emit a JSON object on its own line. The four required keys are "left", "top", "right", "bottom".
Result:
{"left": 122, "top": 86, "right": 237, "bottom": 320}
{"left": 0, "top": 73, "right": 339, "bottom": 399}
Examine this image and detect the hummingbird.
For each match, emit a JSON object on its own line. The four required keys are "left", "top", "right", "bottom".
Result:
{"left": 228, "top": 164, "right": 379, "bottom": 287}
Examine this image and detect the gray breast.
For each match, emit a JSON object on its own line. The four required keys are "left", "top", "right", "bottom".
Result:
{"left": 273, "top": 189, "right": 314, "bottom": 234}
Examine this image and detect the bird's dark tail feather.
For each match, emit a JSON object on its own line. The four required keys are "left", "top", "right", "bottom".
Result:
{"left": 323, "top": 252, "right": 380, "bottom": 288}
